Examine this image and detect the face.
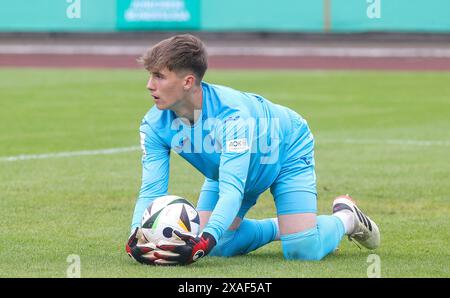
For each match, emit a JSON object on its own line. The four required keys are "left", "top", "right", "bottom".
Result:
{"left": 146, "top": 68, "right": 191, "bottom": 110}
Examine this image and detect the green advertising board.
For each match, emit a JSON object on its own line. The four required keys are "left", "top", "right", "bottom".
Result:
{"left": 331, "top": 0, "right": 450, "bottom": 33}
{"left": 0, "top": 0, "right": 116, "bottom": 32}
{"left": 116, "top": 0, "right": 201, "bottom": 30}
{"left": 201, "top": 0, "right": 323, "bottom": 32}
{"left": 0, "top": 0, "right": 448, "bottom": 33}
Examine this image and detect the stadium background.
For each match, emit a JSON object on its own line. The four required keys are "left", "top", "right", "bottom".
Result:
{"left": 0, "top": 0, "right": 449, "bottom": 278}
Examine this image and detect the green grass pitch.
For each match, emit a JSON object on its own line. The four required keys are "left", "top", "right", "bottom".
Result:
{"left": 0, "top": 68, "right": 449, "bottom": 277}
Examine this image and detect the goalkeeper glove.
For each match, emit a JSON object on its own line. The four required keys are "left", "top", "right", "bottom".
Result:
{"left": 126, "top": 227, "right": 180, "bottom": 266}
{"left": 155, "top": 230, "right": 216, "bottom": 265}
{"left": 126, "top": 227, "right": 156, "bottom": 265}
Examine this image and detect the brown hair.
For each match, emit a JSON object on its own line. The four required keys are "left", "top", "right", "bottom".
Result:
{"left": 138, "top": 34, "right": 208, "bottom": 84}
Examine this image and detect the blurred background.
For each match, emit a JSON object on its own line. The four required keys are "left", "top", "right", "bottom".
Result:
{"left": 0, "top": 0, "right": 449, "bottom": 70}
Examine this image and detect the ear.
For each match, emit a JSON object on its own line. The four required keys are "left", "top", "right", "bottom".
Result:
{"left": 183, "top": 74, "right": 196, "bottom": 91}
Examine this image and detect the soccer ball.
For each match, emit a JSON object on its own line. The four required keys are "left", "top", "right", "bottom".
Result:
{"left": 141, "top": 195, "right": 200, "bottom": 245}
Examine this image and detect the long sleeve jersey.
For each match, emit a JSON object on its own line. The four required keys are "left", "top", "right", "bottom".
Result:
{"left": 131, "top": 81, "right": 311, "bottom": 242}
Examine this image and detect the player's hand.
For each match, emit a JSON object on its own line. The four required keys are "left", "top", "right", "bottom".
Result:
{"left": 126, "top": 227, "right": 155, "bottom": 265}
{"left": 126, "top": 227, "right": 180, "bottom": 266}
{"left": 155, "top": 231, "right": 216, "bottom": 265}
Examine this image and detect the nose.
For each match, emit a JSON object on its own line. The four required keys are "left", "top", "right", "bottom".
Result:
{"left": 147, "top": 76, "right": 156, "bottom": 92}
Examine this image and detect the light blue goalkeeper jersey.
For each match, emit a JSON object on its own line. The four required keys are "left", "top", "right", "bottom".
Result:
{"left": 132, "top": 81, "right": 312, "bottom": 242}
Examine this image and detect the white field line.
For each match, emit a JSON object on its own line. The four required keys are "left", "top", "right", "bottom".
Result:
{"left": 1, "top": 45, "right": 450, "bottom": 58}
{"left": 1, "top": 139, "right": 449, "bottom": 162}
{"left": 0, "top": 146, "right": 140, "bottom": 162}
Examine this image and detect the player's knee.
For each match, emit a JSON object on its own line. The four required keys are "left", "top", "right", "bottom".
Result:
{"left": 208, "top": 220, "right": 257, "bottom": 257}
{"left": 280, "top": 227, "right": 325, "bottom": 261}
{"left": 209, "top": 219, "right": 277, "bottom": 258}
{"left": 208, "top": 230, "right": 240, "bottom": 257}
{"left": 209, "top": 243, "right": 237, "bottom": 258}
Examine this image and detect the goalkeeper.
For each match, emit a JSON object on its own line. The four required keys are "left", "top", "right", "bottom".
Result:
{"left": 126, "top": 34, "right": 380, "bottom": 266}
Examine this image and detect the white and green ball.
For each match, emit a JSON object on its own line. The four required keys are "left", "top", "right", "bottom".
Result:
{"left": 141, "top": 195, "right": 200, "bottom": 245}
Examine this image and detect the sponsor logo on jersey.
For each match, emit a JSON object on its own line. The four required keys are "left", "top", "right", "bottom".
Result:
{"left": 226, "top": 138, "right": 249, "bottom": 153}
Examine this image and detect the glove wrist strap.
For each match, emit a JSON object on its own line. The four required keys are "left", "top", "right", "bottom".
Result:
{"left": 201, "top": 232, "right": 217, "bottom": 247}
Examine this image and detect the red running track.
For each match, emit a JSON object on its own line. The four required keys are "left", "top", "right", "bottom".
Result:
{"left": 1, "top": 53, "right": 450, "bottom": 71}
